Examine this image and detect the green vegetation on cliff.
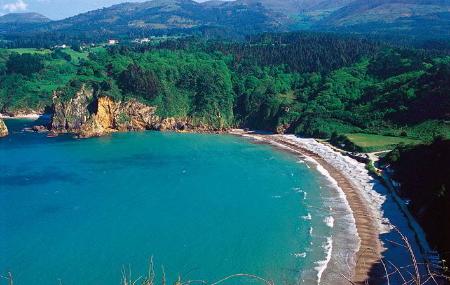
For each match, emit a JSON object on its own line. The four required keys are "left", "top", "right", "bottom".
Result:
{"left": 0, "top": 33, "right": 449, "bottom": 141}
{"left": 382, "top": 139, "right": 450, "bottom": 264}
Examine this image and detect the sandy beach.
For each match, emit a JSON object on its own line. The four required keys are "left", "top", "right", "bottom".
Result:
{"left": 0, "top": 113, "right": 44, "bottom": 119}
{"left": 231, "top": 130, "right": 387, "bottom": 284}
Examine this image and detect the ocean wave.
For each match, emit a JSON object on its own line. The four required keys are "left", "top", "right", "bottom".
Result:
{"left": 293, "top": 187, "right": 302, "bottom": 192}
{"left": 302, "top": 213, "right": 312, "bottom": 220}
{"left": 315, "top": 236, "right": 333, "bottom": 284}
{"left": 293, "top": 252, "right": 307, "bottom": 258}
{"left": 241, "top": 133, "right": 380, "bottom": 282}
{"left": 293, "top": 187, "right": 307, "bottom": 199}
{"left": 324, "top": 216, "right": 334, "bottom": 228}
{"left": 278, "top": 137, "right": 361, "bottom": 283}
{"left": 284, "top": 135, "right": 389, "bottom": 234}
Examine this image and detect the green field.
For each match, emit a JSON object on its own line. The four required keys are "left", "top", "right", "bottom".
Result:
{"left": 345, "top": 133, "right": 421, "bottom": 152}
{"left": 60, "top": 48, "right": 88, "bottom": 62}
{"left": 8, "top": 48, "right": 52, "bottom": 55}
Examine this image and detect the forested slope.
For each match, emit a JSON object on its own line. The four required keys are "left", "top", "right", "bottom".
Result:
{"left": 0, "top": 33, "right": 449, "bottom": 140}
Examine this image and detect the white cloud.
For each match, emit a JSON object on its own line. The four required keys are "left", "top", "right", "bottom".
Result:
{"left": 3, "top": 0, "right": 28, "bottom": 12}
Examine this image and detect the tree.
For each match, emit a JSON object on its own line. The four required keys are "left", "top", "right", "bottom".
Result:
{"left": 6, "top": 53, "right": 44, "bottom": 76}
{"left": 118, "top": 64, "right": 160, "bottom": 100}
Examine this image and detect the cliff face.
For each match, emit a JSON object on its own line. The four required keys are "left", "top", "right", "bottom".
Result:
{"left": 51, "top": 85, "right": 223, "bottom": 138}
{"left": 51, "top": 85, "right": 93, "bottom": 134}
{"left": 0, "top": 118, "right": 8, "bottom": 137}
{"left": 77, "top": 96, "right": 160, "bottom": 138}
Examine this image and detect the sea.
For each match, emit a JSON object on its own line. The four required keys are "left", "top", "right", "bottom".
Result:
{"left": 0, "top": 119, "right": 430, "bottom": 285}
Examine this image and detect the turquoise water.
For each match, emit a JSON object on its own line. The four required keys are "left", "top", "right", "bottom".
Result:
{"left": 1, "top": 120, "right": 339, "bottom": 285}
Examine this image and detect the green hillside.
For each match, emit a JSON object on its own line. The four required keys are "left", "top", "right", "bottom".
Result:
{"left": 0, "top": 33, "right": 449, "bottom": 142}
{"left": 1, "top": 0, "right": 450, "bottom": 46}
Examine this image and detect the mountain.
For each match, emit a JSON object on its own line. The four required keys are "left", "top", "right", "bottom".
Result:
{"left": 315, "top": 0, "right": 450, "bottom": 38}
{"left": 2, "top": 0, "right": 289, "bottom": 41}
{"left": 321, "top": 0, "right": 450, "bottom": 26}
{"left": 240, "top": 0, "right": 354, "bottom": 14}
{"left": 0, "top": 0, "right": 449, "bottom": 45}
{"left": 0, "top": 12, "right": 50, "bottom": 24}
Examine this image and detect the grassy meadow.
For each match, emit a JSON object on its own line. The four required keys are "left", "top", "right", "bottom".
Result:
{"left": 344, "top": 133, "right": 421, "bottom": 152}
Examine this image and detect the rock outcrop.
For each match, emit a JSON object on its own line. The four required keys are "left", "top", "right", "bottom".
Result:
{"left": 51, "top": 85, "right": 93, "bottom": 134}
{"left": 51, "top": 85, "right": 224, "bottom": 138}
{"left": 77, "top": 96, "right": 160, "bottom": 138}
{"left": 0, "top": 118, "right": 8, "bottom": 137}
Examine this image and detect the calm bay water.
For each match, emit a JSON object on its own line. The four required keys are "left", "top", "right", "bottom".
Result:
{"left": 1, "top": 120, "right": 341, "bottom": 285}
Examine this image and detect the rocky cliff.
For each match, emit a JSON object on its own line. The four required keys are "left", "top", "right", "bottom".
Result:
{"left": 51, "top": 85, "right": 93, "bottom": 134}
{"left": 0, "top": 118, "right": 8, "bottom": 137}
{"left": 51, "top": 85, "right": 224, "bottom": 138}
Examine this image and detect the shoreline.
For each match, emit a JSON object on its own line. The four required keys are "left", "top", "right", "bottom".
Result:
{"left": 230, "top": 130, "right": 384, "bottom": 284}
{"left": 3, "top": 119, "right": 434, "bottom": 283}
{"left": 0, "top": 113, "right": 48, "bottom": 119}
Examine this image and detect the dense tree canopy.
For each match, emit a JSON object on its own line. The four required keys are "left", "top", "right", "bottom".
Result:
{"left": 0, "top": 33, "right": 449, "bottom": 139}
{"left": 6, "top": 53, "right": 44, "bottom": 76}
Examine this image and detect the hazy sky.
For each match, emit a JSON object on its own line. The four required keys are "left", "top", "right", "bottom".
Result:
{"left": 0, "top": 0, "right": 215, "bottom": 20}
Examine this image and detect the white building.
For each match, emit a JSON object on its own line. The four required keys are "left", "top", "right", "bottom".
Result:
{"left": 133, "top": 38, "right": 152, "bottom": 44}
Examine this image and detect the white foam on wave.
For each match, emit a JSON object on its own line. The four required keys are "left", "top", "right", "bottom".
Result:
{"left": 324, "top": 216, "right": 334, "bottom": 228}
{"left": 293, "top": 187, "right": 302, "bottom": 192}
{"left": 315, "top": 236, "right": 333, "bottom": 284}
{"left": 283, "top": 135, "right": 389, "bottom": 233}
{"left": 302, "top": 213, "right": 312, "bottom": 220}
{"left": 240, "top": 133, "right": 386, "bottom": 283}
{"left": 293, "top": 252, "right": 307, "bottom": 258}
{"left": 293, "top": 187, "right": 307, "bottom": 199}
{"left": 313, "top": 162, "right": 358, "bottom": 232}
{"left": 269, "top": 136, "right": 363, "bottom": 283}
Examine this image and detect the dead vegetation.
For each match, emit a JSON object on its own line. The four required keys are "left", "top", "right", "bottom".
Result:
{"left": 340, "top": 226, "right": 450, "bottom": 285}
{"left": 120, "top": 257, "right": 274, "bottom": 285}
{"left": 2, "top": 228, "right": 449, "bottom": 285}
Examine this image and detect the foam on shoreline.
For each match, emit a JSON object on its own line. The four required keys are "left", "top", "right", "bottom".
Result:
{"left": 306, "top": 156, "right": 359, "bottom": 283}
{"left": 283, "top": 135, "right": 389, "bottom": 233}
{"left": 324, "top": 216, "right": 334, "bottom": 228}
{"left": 315, "top": 236, "right": 333, "bottom": 284}
{"left": 0, "top": 113, "right": 44, "bottom": 119}
{"left": 235, "top": 131, "right": 385, "bottom": 284}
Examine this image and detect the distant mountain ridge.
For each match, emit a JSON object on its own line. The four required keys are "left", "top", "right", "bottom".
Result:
{"left": 0, "top": 0, "right": 449, "bottom": 43}
{"left": 0, "top": 12, "right": 50, "bottom": 24}
{"left": 240, "top": 0, "right": 354, "bottom": 14}
{"left": 320, "top": 0, "right": 450, "bottom": 26}
{"left": 1, "top": 0, "right": 289, "bottom": 40}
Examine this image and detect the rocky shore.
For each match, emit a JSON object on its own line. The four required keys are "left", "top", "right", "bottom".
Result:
{"left": 0, "top": 118, "right": 8, "bottom": 137}
{"left": 50, "top": 84, "right": 226, "bottom": 138}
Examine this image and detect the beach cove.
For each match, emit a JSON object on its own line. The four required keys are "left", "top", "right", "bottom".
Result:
{"left": 232, "top": 131, "right": 433, "bottom": 284}
{"left": 1, "top": 119, "right": 431, "bottom": 285}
